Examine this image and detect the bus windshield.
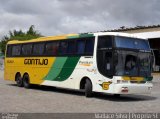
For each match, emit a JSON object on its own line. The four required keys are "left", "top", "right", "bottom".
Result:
{"left": 114, "top": 36, "right": 151, "bottom": 77}
{"left": 115, "top": 36, "right": 150, "bottom": 51}
{"left": 97, "top": 35, "right": 152, "bottom": 78}
{"left": 115, "top": 50, "right": 152, "bottom": 77}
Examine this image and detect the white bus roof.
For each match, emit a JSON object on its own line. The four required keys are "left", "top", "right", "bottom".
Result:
{"left": 94, "top": 32, "right": 147, "bottom": 40}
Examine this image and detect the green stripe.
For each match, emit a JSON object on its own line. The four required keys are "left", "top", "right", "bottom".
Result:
{"left": 44, "top": 57, "right": 80, "bottom": 81}
{"left": 67, "top": 33, "right": 94, "bottom": 39}
{"left": 53, "top": 57, "right": 80, "bottom": 81}
{"left": 79, "top": 33, "right": 94, "bottom": 38}
{"left": 67, "top": 35, "right": 79, "bottom": 39}
{"left": 44, "top": 57, "right": 67, "bottom": 80}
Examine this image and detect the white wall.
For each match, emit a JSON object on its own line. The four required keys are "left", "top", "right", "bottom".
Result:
{"left": 133, "top": 31, "right": 160, "bottom": 39}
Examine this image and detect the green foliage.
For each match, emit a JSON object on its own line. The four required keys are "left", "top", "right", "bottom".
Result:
{"left": 0, "top": 36, "right": 9, "bottom": 54}
{"left": 0, "top": 25, "right": 43, "bottom": 54}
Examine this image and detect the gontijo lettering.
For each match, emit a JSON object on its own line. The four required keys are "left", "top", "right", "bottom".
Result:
{"left": 79, "top": 61, "right": 93, "bottom": 66}
{"left": 24, "top": 59, "right": 48, "bottom": 65}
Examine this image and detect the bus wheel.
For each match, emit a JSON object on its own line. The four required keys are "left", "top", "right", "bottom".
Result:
{"left": 85, "top": 79, "right": 93, "bottom": 97}
{"left": 15, "top": 73, "right": 23, "bottom": 87}
{"left": 23, "top": 74, "right": 30, "bottom": 89}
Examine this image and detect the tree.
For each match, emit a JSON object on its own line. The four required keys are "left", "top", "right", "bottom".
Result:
{"left": 0, "top": 25, "right": 43, "bottom": 54}
{"left": 0, "top": 36, "right": 9, "bottom": 54}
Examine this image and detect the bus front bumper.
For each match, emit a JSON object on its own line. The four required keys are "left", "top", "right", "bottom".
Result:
{"left": 113, "top": 83, "right": 153, "bottom": 94}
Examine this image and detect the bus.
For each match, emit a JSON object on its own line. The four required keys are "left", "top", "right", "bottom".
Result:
{"left": 4, "top": 32, "right": 153, "bottom": 97}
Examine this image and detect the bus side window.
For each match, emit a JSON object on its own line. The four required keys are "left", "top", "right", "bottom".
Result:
{"left": 98, "top": 36, "right": 112, "bottom": 49}
{"left": 33, "top": 43, "right": 44, "bottom": 55}
{"left": 22, "top": 44, "right": 32, "bottom": 55}
{"left": 12, "top": 45, "right": 21, "bottom": 56}
{"left": 46, "top": 42, "right": 59, "bottom": 56}
{"left": 6, "top": 45, "right": 12, "bottom": 57}
{"left": 85, "top": 39, "right": 94, "bottom": 55}
{"left": 76, "top": 40, "right": 85, "bottom": 55}
{"left": 67, "top": 41, "right": 75, "bottom": 54}
{"left": 59, "top": 41, "right": 68, "bottom": 55}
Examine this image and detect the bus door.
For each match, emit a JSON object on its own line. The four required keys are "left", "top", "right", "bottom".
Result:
{"left": 97, "top": 50, "right": 114, "bottom": 79}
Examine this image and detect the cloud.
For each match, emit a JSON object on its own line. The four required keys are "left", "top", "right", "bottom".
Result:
{"left": 0, "top": 0, "right": 160, "bottom": 39}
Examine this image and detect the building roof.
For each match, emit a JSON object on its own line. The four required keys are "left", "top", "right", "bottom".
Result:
{"left": 102, "top": 24, "right": 160, "bottom": 32}
{"left": 81, "top": 24, "right": 160, "bottom": 34}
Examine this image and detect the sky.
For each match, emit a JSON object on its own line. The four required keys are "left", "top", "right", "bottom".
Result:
{"left": 0, "top": 0, "right": 160, "bottom": 38}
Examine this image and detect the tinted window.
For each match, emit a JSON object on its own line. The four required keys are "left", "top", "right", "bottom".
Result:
{"left": 22, "top": 44, "right": 32, "bottom": 55}
{"left": 115, "top": 36, "right": 150, "bottom": 50}
{"left": 45, "top": 42, "right": 59, "bottom": 56}
{"left": 33, "top": 43, "right": 44, "bottom": 55}
{"left": 12, "top": 45, "right": 21, "bottom": 56}
{"left": 98, "top": 36, "right": 112, "bottom": 49}
{"left": 59, "top": 41, "right": 68, "bottom": 55}
{"left": 77, "top": 40, "right": 85, "bottom": 54}
{"left": 85, "top": 39, "right": 94, "bottom": 55}
{"left": 97, "top": 51, "right": 113, "bottom": 78}
{"left": 6, "top": 45, "right": 12, "bottom": 57}
{"left": 67, "top": 41, "right": 75, "bottom": 54}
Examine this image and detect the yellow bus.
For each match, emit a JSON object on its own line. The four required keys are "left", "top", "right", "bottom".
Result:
{"left": 4, "top": 32, "right": 153, "bottom": 97}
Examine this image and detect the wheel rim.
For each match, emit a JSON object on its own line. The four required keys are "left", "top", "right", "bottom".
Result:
{"left": 16, "top": 76, "right": 21, "bottom": 84}
{"left": 23, "top": 75, "right": 30, "bottom": 88}
{"left": 24, "top": 77, "right": 28, "bottom": 85}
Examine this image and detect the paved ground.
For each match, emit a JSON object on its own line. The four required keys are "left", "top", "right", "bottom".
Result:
{"left": 0, "top": 70, "right": 160, "bottom": 113}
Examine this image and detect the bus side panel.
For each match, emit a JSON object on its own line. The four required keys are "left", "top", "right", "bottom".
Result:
{"left": 42, "top": 57, "right": 80, "bottom": 89}
{"left": 4, "top": 58, "right": 16, "bottom": 81}
{"left": 42, "top": 57, "right": 98, "bottom": 90}
{"left": 4, "top": 57, "right": 56, "bottom": 85}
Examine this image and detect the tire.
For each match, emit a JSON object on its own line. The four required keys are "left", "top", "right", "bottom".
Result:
{"left": 15, "top": 73, "right": 23, "bottom": 87}
{"left": 85, "top": 79, "right": 93, "bottom": 97}
{"left": 23, "top": 74, "right": 30, "bottom": 89}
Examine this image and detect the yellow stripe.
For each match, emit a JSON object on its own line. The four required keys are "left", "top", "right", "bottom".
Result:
{"left": 7, "top": 34, "right": 78, "bottom": 44}
{"left": 122, "top": 76, "right": 144, "bottom": 81}
{"left": 80, "top": 64, "right": 91, "bottom": 66}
